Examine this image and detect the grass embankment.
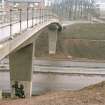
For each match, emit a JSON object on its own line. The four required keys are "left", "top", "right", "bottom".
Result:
{"left": 62, "top": 23, "right": 105, "bottom": 40}
{"left": 35, "top": 23, "right": 105, "bottom": 60}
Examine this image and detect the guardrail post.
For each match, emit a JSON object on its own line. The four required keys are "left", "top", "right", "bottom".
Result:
{"left": 19, "top": 9, "right": 22, "bottom": 32}
{"left": 27, "top": 7, "right": 29, "bottom": 28}
{"left": 46, "top": 9, "right": 48, "bottom": 21}
{"left": 41, "top": 8, "right": 42, "bottom": 24}
{"left": 32, "top": 8, "right": 34, "bottom": 27}
{"left": 41, "top": 8, "right": 43, "bottom": 24}
{"left": 10, "top": 9, "right": 12, "bottom": 38}
{"left": 35, "top": 8, "right": 37, "bottom": 25}
{"left": 39, "top": 8, "right": 41, "bottom": 24}
{"left": 43, "top": 9, "right": 45, "bottom": 23}
{"left": 42, "top": 9, "right": 44, "bottom": 23}
{"left": 46, "top": 9, "right": 48, "bottom": 22}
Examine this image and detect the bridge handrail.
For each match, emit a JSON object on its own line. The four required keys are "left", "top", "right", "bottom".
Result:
{"left": 0, "top": 8, "right": 59, "bottom": 42}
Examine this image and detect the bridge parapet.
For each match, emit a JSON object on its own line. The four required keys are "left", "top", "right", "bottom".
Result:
{"left": 0, "top": 7, "right": 59, "bottom": 43}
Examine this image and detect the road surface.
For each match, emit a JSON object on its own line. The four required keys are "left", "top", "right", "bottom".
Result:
{"left": 1, "top": 59, "right": 105, "bottom": 75}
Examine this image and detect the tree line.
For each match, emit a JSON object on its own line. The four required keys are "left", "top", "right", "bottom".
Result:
{"left": 51, "top": 0, "right": 100, "bottom": 20}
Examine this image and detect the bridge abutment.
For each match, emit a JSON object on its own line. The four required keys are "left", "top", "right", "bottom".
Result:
{"left": 9, "top": 44, "right": 34, "bottom": 98}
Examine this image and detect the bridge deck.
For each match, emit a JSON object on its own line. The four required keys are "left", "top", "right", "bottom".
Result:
{"left": 0, "top": 19, "right": 60, "bottom": 60}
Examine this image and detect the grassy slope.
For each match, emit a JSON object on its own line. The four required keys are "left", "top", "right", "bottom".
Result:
{"left": 61, "top": 23, "right": 105, "bottom": 60}
{"left": 62, "top": 23, "right": 105, "bottom": 40}
{"left": 35, "top": 23, "right": 105, "bottom": 60}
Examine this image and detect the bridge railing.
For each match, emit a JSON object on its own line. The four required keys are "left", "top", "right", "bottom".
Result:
{"left": 0, "top": 8, "right": 58, "bottom": 43}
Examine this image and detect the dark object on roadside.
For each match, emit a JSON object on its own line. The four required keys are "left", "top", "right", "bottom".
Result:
{"left": 19, "top": 84, "right": 25, "bottom": 98}
{"left": 12, "top": 81, "right": 25, "bottom": 98}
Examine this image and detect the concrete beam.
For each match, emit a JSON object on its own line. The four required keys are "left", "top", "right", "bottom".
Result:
{"left": 9, "top": 44, "right": 34, "bottom": 98}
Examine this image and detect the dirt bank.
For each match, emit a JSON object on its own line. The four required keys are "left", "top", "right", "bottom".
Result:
{"left": 1, "top": 81, "right": 105, "bottom": 105}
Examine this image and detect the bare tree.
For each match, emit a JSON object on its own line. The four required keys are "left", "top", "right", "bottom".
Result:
{"left": 51, "top": 0, "right": 97, "bottom": 20}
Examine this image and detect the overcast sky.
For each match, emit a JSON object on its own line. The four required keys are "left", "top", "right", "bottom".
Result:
{"left": 96, "top": 0, "right": 105, "bottom": 10}
{"left": 96, "top": 0, "right": 105, "bottom": 3}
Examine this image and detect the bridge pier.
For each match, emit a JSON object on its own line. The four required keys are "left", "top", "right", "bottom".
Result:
{"left": 9, "top": 44, "right": 34, "bottom": 98}
{"left": 48, "top": 24, "right": 58, "bottom": 54}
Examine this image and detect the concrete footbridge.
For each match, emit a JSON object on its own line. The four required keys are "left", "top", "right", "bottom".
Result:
{"left": 0, "top": 8, "right": 63, "bottom": 97}
{"left": 0, "top": 7, "right": 93, "bottom": 98}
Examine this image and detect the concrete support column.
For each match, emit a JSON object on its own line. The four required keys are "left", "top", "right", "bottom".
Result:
{"left": 9, "top": 44, "right": 34, "bottom": 98}
{"left": 48, "top": 25, "right": 58, "bottom": 54}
